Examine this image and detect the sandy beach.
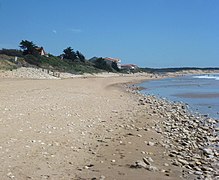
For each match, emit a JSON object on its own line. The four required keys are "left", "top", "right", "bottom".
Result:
{"left": 0, "top": 70, "right": 218, "bottom": 180}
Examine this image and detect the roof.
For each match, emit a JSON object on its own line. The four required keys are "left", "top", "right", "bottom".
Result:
{"left": 35, "top": 47, "right": 48, "bottom": 55}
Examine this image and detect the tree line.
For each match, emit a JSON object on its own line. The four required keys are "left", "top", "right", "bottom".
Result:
{"left": 0, "top": 40, "right": 120, "bottom": 73}
{"left": 19, "top": 40, "right": 86, "bottom": 63}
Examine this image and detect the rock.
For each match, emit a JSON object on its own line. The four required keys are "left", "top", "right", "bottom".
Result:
{"left": 172, "top": 160, "right": 181, "bottom": 166}
{"left": 147, "top": 141, "right": 155, "bottom": 146}
{"left": 142, "top": 157, "right": 151, "bottom": 165}
{"left": 203, "top": 148, "right": 214, "bottom": 155}
{"left": 201, "top": 166, "right": 214, "bottom": 172}
{"left": 111, "top": 110, "right": 118, "bottom": 113}
{"left": 194, "top": 171, "right": 203, "bottom": 175}
{"left": 164, "top": 163, "right": 169, "bottom": 167}
{"left": 177, "top": 158, "right": 189, "bottom": 165}
{"left": 145, "top": 165, "right": 158, "bottom": 172}
{"left": 133, "top": 94, "right": 218, "bottom": 179}
{"left": 100, "top": 175, "right": 106, "bottom": 180}
{"left": 111, "top": 160, "right": 116, "bottom": 163}
{"left": 130, "top": 160, "right": 147, "bottom": 169}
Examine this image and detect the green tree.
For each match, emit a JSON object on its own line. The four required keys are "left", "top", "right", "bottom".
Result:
{"left": 63, "top": 47, "right": 77, "bottom": 61}
{"left": 76, "top": 50, "right": 85, "bottom": 62}
{"left": 112, "top": 61, "right": 120, "bottom": 71}
{"left": 94, "top": 58, "right": 113, "bottom": 72}
{"left": 19, "top": 40, "right": 37, "bottom": 55}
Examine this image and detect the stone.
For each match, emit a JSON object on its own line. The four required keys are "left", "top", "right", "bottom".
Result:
{"left": 145, "top": 165, "right": 158, "bottom": 172}
{"left": 137, "top": 134, "right": 142, "bottom": 137}
{"left": 130, "top": 160, "right": 147, "bottom": 169}
{"left": 164, "top": 163, "right": 169, "bottom": 167}
{"left": 172, "top": 160, "right": 181, "bottom": 166}
{"left": 177, "top": 158, "right": 189, "bottom": 165}
{"left": 194, "top": 171, "right": 203, "bottom": 175}
{"left": 203, "top": 148, "right": 214, "bottom": 155}
{"left": 147, "top": 141, "right": 155, "bottom": 146}
{"left": 100, "top": 175, "right": 106, "bottom": 180}
{"left": 142, "top": 157, "right": 151, "bottom": 165}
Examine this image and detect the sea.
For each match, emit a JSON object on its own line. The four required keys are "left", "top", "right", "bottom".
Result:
{"left": 139, "top": 74, "right": 219, "bottom": 119}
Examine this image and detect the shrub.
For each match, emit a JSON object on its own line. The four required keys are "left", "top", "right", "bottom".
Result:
{"left": 0, "top": 49, "right": 23, "bottom": 57}
{"left": 94, "top": 58, "right": 113, "bottom": 72}
{"left": 24, "top": 55, "right": 41, "bottom": 66}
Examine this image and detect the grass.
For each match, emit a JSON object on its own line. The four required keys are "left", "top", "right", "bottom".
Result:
{"left": 0, "top": 53, "right": 115, "bottom": 74}
{"left": 0, "top": 55, "right": 18, "bottom": 70}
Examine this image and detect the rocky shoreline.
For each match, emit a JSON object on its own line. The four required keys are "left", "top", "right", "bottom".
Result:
{"left": 129, "top": 85, "right": 219, "bottom": 179}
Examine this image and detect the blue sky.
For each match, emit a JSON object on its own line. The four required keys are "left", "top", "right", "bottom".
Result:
{"left": 0, "top": 0, "right": 218, "bottom": 68}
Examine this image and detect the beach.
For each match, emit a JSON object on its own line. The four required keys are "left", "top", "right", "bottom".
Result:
{"left": 0, "top": 70, "right": 218, "bottom": 179}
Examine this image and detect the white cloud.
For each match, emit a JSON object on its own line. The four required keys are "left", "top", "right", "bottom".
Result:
{"left": 52, "top": 30, "right": 57, "bottom": 34}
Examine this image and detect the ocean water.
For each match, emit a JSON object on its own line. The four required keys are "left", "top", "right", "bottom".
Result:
{"left": 139, "top": 74, "right": 219, "bottom": 119}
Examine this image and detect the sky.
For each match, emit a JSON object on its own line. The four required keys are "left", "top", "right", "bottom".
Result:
{"left": 0, "top": 0, "right": 218, "bottom": 68}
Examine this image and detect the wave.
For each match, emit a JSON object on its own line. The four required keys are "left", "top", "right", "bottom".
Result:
{"left": 193, "top": 74, "right": 219, "bottom": 81}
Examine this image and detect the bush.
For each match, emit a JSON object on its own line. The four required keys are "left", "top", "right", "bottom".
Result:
{"left": 24, "top": 55, "right": 41, "bottom": 66}
{"left": 0, "top": 49, "right": 23, "bottom": 57}
{"left": 94, "top": 58, "right": 113, "bottom": 72}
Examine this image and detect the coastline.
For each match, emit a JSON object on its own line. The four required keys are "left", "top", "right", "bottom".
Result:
{"left": 0, "top": 70, "right": 218, "bottom": 179}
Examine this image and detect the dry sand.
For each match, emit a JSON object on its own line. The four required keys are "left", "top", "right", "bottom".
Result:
{"left": 1, "top": 69, "right": 218, "bottom": 179}
{"left": 0, "top": 74, "right": 187, "bottom": 180}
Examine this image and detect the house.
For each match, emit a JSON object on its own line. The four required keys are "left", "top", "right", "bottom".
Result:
{"left": 36, "top": 47, "right": 48, "bottom": 57}
{"left": 103, "top": 57, "right": 121, "bottom": 69}
{"left": 121, "top": 64, "right": 138, "bottom": 70}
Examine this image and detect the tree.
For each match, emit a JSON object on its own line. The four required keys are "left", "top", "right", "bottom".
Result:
{"left": 112, "top": 61, "right": 120, "bottom": 71}
{"left": 19, "top": 40, "right": 37, "bottom": 55}
{"left": 63, "top": 47, "right": 77, "bottom": 61}
{"left": 76, "top": 50, "right": 85, "bottom": 62}
{"left": 94, "top": 58, "right": 113, "bottom": 72}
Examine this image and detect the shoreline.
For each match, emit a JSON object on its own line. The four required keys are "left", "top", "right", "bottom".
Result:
{"left": 132, "top": 93, "right": 218, "bottom": 179}
{"left": 0, "top": 70, "right": 218, "bottom": 179}
{"left": 122, "top": 79, "right": 218, "bottom": 179}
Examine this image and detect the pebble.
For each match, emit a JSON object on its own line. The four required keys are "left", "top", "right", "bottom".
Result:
{"left": 134, "top": 94, "right": 218, "bottom": 179}
{"left": 100, "top": 175, "right": 106, "bottom": 180}
{"left": 142, "top": 157, "right": 151, "bottom": 165}
{"left": 137, "top": 134, "right": 142, "bottom": 137}
{"left": 177, "top": 158, "right": 189, "bottom": 165}
{"left": 147, "top": 141, "right": 155, "bottom": 146}
{"left": 203, "top": 148, "right": 213, "bottom": 155}
{"left": 164, "top": 163, "right": 169, "bottom": 167}
{"left": 135, "top": 160, "right": 147, "bottom": 168}
{"left": 145, "top": 165, "right": 158, "bottom": 172}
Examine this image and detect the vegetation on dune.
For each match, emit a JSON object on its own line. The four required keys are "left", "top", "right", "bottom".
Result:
{"left": 0, "top": 40, "right": 121, "bottom": 74}
{"left": 93, "top": 58, "right": 114, "bottom": 72}
{"left": 19, "top": 40, "right": 38, "bottom": 55}
{"left": 1, "top": 40, "right": 218, "bottom": 74}
{"left": 0, "top": 49, "right": 23, "bottom": 57}
{"left": 0, "top": 55, "right": 17, "bottom": 70}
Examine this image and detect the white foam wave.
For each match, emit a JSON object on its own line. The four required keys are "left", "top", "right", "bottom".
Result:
{"left": 193, "top": 74, "right": 219, "bottom": 80}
